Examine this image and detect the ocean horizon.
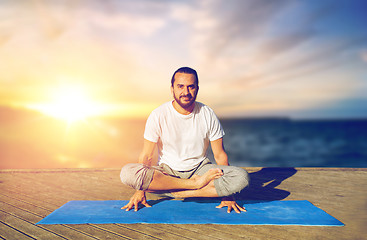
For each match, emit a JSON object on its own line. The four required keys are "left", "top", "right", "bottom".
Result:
{"left": 215, "top": 118, "right": 367, "bottom": 168}
{"left": 1, "top": 105, "right": 366, "bottom": 169}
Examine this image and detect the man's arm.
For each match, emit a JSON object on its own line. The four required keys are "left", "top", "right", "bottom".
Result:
{"left": 122, "top": 139, "right": 156, "bottom": 211}
{"left": 210, "top": 138, "right": 246, "bottom": 213}
{"left": 210, "top": 137, "right": 229, "bottom": 166}
{"left": 138, "top": 139, "right": 157, "bottom": 166}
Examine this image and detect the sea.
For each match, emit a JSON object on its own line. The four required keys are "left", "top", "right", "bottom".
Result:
{"left": 2, "top": 106, "right": 366, "bottom": 169}
{"left": 208, "top": 118, "right": 367, "bottom": 168}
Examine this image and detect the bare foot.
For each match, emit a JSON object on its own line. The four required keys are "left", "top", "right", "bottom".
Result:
{"left": 193, "top": 168, "right": 223, "bottom": 189}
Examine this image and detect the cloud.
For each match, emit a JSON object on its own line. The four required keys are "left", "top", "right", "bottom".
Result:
{"left": 0, "top": 0, "right": 171, "bottom": 48}
{"left": 227, "top": 34, "right": 367, "bottom": 90}
{"left": 253, "top": 30, "right": 315, "bottom": 63}
{"left": 1, "top": 0, "right": 366, "bottom": 118}
{"left": 0, "top": 0, "right": 173, "bottom": 105}
{"left": 362, "top": 50, "right": 367, "bottom": 62}
{"left": 180, "top": 0, "right": 367, "bottom": 117}
{"left": 77, "top": 2, "right": 167, "bottom": 38}
{"left": 185, "top": 0, "right": 292, "bottom": 60}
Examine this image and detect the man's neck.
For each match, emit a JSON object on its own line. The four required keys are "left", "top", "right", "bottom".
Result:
{"left": 172, "top": 100, "right": 195, "bottom": 115}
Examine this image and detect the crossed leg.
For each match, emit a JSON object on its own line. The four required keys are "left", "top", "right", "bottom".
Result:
{"left": 121, "top": 161, "right": 249, "bottom": 199}
{"left": 146, "top": 168, "right": 223, "bottom": 192}
{"left": 161, "top": 162, "right": 249, "bottom": 198}
{"left": 170, "top": 180, "right": 219, "bottom": 198}
{"left": 120, "top": 164, "right": 228, "bottom": 212}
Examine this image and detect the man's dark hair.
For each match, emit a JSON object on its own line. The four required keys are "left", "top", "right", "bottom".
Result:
{"left": 171, "top": 67, "right": 199, "bottom": 87}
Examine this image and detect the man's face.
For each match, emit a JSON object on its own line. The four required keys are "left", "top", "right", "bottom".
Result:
{"left": 171, "top": 72, "right": 199, "bottom": 110}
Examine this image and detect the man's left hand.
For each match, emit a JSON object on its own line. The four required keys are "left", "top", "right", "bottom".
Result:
{"left": 216, "top": 196, "right": 246, "bottom": 213}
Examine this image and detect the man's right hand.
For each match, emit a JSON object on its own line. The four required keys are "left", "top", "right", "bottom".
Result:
{"left": 121, "top": 190, "right": 151, "bottom": 212}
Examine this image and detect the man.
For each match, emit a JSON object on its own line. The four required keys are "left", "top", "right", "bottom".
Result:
{"left": 120, "top": 67, "right": 249, "bottom": 213}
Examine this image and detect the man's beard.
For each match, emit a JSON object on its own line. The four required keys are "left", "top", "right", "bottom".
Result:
{"left": 174, "top": 93, "right": 197, "bottom": 110}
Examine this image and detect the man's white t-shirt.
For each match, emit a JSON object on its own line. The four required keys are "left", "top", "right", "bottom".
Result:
{"left": 144, "top": 101, "right": 225, "bottom": 171}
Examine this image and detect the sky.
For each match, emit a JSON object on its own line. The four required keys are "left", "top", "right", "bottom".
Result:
{"left": 1, "top": 0, "right": 367, "bottom": 169}
{"left": 1, "top": 0, "right": 367, "bottom": 119}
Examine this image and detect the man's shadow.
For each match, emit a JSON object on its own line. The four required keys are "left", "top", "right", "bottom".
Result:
{"left": 236, "top": 167, "right": 297, "bottom": 201}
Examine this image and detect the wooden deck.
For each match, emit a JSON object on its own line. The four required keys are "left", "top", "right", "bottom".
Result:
{"left": 0, "top": 167, "right": 366, "bottom": 240}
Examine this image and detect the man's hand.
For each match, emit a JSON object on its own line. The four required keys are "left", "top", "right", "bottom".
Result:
{"left": 121, "top": 190, "right": 151, "bottom": 212}
{"left": 216, "top": 196, "right": 246, "bottom": 213}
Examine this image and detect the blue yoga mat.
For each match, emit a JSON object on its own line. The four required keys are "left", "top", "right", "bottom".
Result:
{"left": 36, "top": 200, "right": 343, "bottom": 226}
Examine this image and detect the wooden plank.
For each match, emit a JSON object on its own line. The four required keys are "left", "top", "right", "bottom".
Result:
{"left": 0, "top": 191, "right": 138, "bottom": 239}
{"left": 90, "top": 224, "right": 160, "bottom": 240}
{"left": 165, "top": 224, "right": 245, "bottom": 240}
{"left": 11, "top": 173, "right": 107, "bottom": 200}
{"left": 0, "top": 221, "right": 36, "bottom": 240}
{"left": 2, "top": 173, "right": 102, "bottom": 204}
{"left": 0, "top": 202, "right": 98, "bottom": 239}
{"left": 117, "top": 224, "right": 193, "bottom": 240}
{"left": 0, "top": 186, "right": 278, "bottom": 239}
{"left": 1, "top": 168, "right": 366, "bottom": 240}
{"left": 0, "top": 196, "right": 131, "bottom": 240}
{"left": 3, "top": 172, "right": 210, "bottom": 238}
{"left": 63, "top": 224, "right": 131, "bottom": 240}
{"left": 147, "top": 224, "right": 223, "bottom": 240}
{"left": 0, "top": 177, "right": 159, "bottom": 239}
{"left": 0, "top": 210, "right": 64, "bottom": 239}
{"left": 10, "top": 172, "right": 230, "bottom": 239}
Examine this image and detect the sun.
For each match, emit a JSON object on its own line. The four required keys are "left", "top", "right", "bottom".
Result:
{"left": 30, "top": 85, "right": 103, "bottom": 123}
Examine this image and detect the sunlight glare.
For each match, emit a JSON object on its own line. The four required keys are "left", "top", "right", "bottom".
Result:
{"left": 30, "top": 85, "right": 103, "bottom": 123}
